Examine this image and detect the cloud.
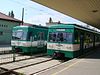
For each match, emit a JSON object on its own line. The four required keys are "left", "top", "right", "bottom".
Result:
{"left": 25, "top": 14, "right": 49, "bottom": 26}
{"left": 25, "top": 13, "right": 87, "bottom": 26}
{"left": 25, "top": 14, "right": 69, "bottom": 26}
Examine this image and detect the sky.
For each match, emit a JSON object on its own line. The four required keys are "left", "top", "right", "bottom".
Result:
{"left": 0, "top": 0, "right": 89, "bottom": 26}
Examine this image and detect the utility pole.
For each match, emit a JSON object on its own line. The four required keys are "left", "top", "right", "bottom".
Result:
{"left": 13, "top": 46, "right": 15, "bottom": 62}
{"left": 22, "top": 8, "right": 24, "bottom": 25}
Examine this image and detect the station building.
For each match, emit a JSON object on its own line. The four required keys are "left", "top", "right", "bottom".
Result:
{"left": 0, "top": 12, "right": 21, "bottom": 45}
{"left": 46, "top": 18, "right": 63, "bottom": 27}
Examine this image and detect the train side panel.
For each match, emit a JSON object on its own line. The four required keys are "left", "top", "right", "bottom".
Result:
{"left": 47, "top": 24, "right": 100, "bottom": 58}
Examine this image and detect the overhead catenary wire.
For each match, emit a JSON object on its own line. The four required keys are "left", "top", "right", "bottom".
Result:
{"left": 8, "top": 0, "right": 55, "bottom": 16}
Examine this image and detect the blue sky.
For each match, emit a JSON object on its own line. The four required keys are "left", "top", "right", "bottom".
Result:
{"left": 0, "top": 0, "right": 88, "bottom": 26}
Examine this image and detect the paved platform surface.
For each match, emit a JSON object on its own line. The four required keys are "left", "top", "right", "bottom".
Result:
{"left": 37, "top": 48, "right": 100, "bottom": 75}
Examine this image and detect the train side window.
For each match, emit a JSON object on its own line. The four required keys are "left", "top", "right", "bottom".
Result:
{"left": 74, "top": 32, "right": 78, "bottom": 43}
{"left": 95, "top": 36, "right": 99, "bottom": 42}
{"left": 84, "top": 33, "right": 90, "bottom": 44}
{"left": 49, "top": 33, "right": 52, "bottom": 42}
{"left": 89, "top": 34, "right": 93, "bottom": 43}
{"left": 22, "top": 32, "right": 27, "bottom": 40}
{"left": 66, "top": 33, "right": 73, "bottom": 43}
{"left": 75, "top": 31, "right": 80, "bottom": 43}
{"left": 38, "top": 32, "right": 44, "bottom": 40}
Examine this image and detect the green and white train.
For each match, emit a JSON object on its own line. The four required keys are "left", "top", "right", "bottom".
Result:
{"left": 47, "top": 24, "right": 100, "bottom": 58}
{"left": 11, "top": 25, "right": 48, "bottom": 54}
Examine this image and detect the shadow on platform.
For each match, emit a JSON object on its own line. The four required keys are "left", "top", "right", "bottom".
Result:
{"left": 78, "top": 47, "right": 100, "bottom": 59}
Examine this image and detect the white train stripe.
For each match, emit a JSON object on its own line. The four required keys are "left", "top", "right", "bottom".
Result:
{"left": 11, "top": 40, "right": 47, "bottom": 47}
{"left": 47, "top": 43, "right": 80, "bottom": 51}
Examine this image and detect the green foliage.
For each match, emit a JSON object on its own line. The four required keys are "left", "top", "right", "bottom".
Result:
{"left": 8, "top": 10, "right": 14, "bottom": 18}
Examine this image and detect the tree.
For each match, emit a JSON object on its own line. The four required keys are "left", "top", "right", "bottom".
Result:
{"left": 49, "top": 17, "right": 53, "bottom": 23}
{"left": 8, "top": 12, "right": 11, "bottom": 16}
{"left": 8, "top": 10, "right": 15, "bottom": 18}
{"left": 11, "top": 10, "right": 14, "bottom": 18}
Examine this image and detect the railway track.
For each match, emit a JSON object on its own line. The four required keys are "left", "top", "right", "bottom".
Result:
{"left": 0, "top": 49, "right": 68, "bottom": 75}
{"left": 0, "top": 56, "right": 51, "bottom": 74}
{"left": 14, "top": 59, "right": 62, "bottom": 75}
{"left": 0, "top": 47, "right": 12, "bottom": 55}
{"left": 0, "top": 53, "right": 46, "bottom": 65}
{"left": 0, "top": 53, "right": 20, "bottom": 59}
{"left": 0, "top": 55, "right": 66, "bottom": 75}
{"left": 0, "top": 54, "right": 29, "bottom": 65}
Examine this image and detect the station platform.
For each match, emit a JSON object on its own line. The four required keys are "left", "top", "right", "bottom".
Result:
{"left": 37, "top": 47, "right": 100, "bottom": 75}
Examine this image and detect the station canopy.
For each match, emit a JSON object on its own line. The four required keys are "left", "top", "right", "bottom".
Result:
{"left": 32, "top": 0, "right": 100, "bottom": 29}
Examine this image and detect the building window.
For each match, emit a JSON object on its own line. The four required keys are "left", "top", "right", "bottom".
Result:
{"left": 0, "top": 31, "right": 3, "bottom": 35}
{"left": 2, "top": 24, "right": 3, "bottom": 27}
{"left": 0, "top": 24, "right": 8, "bottom": 28}
{"left": 5, "top": 25, "right": 8, "bottom": 27}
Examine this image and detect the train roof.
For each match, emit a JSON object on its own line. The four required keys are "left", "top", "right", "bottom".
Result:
{"left": 49, "top": 24, "right": 100, "bottom": 34}
{"left": 48, "top": 24, "right": 74, "bottom": 28}
{"left": 14, "top": 25, "right": 48, "bottom": 29}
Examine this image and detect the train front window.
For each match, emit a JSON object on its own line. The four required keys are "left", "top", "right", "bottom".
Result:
{"left": 57, "top": 33, "right": 64, "bottom": 42}
{"left": 49, "top": 33, "right": 56, "bottom": 42}
{"left": 49, "top": 32, "right": 73, "bottom": 43}
{"left": 12, "top": 30, "right": 27, "bottom": 40}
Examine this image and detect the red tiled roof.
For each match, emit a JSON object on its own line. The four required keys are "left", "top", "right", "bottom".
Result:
{"left": 0, "top": 12, "right": 21, "bottom": 22}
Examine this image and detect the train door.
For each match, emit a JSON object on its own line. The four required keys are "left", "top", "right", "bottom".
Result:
{"left": 80, "top": 33, "right": 84, "bottom": 54}
{"left": 28, "top": 32, "right": 33, "bottom": 41}
{"left": 38, "top": 32, "right": 44, "bottom": 47}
